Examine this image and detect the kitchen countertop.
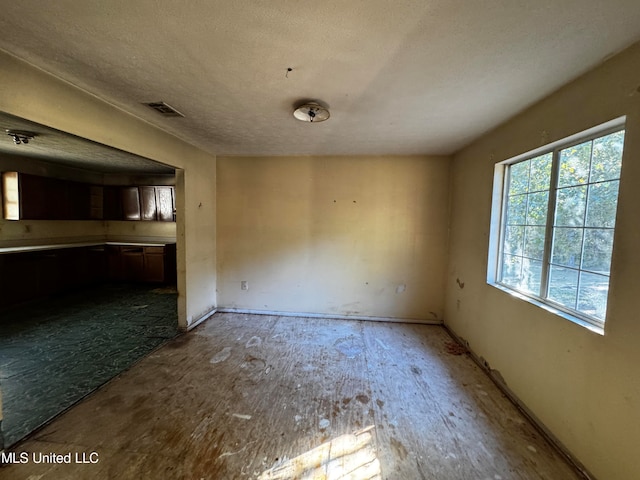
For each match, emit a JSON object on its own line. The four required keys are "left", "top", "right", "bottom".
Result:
{"left": 0, "top": 241, "right": 175, "bottom": 254}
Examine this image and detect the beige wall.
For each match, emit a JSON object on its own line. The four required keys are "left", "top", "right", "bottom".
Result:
{"left": 0, "top": 219, "right": 175, "bottom": 248}
{"left": 217, "top": 155, "right": 449, "bottom": 321}
{"left": 176, "top": 164, "right": 217, "bottom": 327}
{"left": 105, "top": 221, "right": 176, "bottom": 244}
{"left": 0, "top": 219, "right": 105, "bottom": 247}
{"left": 445, "top": 42, "right": 640, "bottom": 480}
{"left": 0, "top": 50, "right": 217, "bottom": 330}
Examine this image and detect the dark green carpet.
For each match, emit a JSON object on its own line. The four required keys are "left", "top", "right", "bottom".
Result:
{"left": 0, "top": 283, "right": 178, "bottom": 447}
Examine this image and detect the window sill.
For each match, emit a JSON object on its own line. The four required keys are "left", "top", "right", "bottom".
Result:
{"left": 488, "top": 282, "right": 605, "bottom": 336}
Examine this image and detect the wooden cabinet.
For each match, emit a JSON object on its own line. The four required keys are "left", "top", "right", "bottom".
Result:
{"left": 131, "top": 186, "right": 175, "bottom": 222}
{"left": 122, "top": 247, "right": 145, "bottom": 281}
{"left": 67, "top": 181, "right": 91, "bottom": 220}
{"left": 106, "top": 185, "right": 175, "bottom": 222}
{"left": 89, "top": 186, "right": 103, "bottom": 220}
{"left": 107, "top": 245, "right": 142, "bottom": 281}
{"left": 107, "top": 245, "right": 125, "bottom": 281}
{"left": 103, "top": 186, "right": 123, "bottom": 220}
{"left": 140, "top": 186, "right": 157, "bottom": 221}
{"left": 106, "top": 243, "right": 175, "bottom": 283}
{"left": 122, "top": 187, "right": 141, "bottom": 221}
{"left": 142, "top": 246, "right": 164, "bottom": 282}
{"left": 1, "top": 172, "right": 92, "bottom": 220}
{"left": 0, "top": 252, "right": 39, "bottom": 306}
{"left": 0, "top": 246, "right": 107, "bottom": 310}
{"left": 0, "top": 242, "right": 176, "bottom": 309}
{"left": 155, "top": 186, "right": 175, "bottom": 221}
{"left": 1, "top": 172, "right": 174, "bottom": 222}
{"left": 17, "top": 173, "right": 49, "bottom": 219}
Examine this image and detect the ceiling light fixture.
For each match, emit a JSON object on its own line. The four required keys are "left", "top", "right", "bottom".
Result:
{"left": 6, "top": 130, "right": 36, "bottom": 145}
{"left": 293, "top": 102, "right": 330, "bottom": 123}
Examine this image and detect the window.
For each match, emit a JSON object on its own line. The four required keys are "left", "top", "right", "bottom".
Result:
{"left": 489, "top": 120, "right": 625, "bottom": 330}
{"left": 2, "top": 172, "right": 19, "bottom": 220}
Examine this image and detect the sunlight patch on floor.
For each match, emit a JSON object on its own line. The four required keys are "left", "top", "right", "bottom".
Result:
{"left": 258, "top": 426, "right": 381, "bottom": 480}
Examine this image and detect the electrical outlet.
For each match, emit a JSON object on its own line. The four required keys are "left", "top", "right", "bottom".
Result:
{"left": 241, "top": 281, "right": 248, "bottom": 291}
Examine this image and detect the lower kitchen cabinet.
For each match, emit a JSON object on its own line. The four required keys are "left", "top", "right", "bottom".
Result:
{"left": 0, "top": 246, "right": 107, "bottom": 309}
{"left": 106, "top": 243, "right": 176, "bottom": 283}
{"left": 0, "top": 243, "right": 176, "bottom": 310}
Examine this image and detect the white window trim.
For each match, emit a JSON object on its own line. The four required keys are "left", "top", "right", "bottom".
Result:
{"left": 487, "top": 116, "right": 626, "bottom": 335}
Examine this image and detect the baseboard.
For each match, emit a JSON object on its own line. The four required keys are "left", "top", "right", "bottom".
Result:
{"left": 185, "top": 308, "right": 217, "bottom": 331}
{"left": 216, "top": 307, "right": 442, "bottom": 325}
{"left": 443, "top": 324, "right": 596, "bottom": 480}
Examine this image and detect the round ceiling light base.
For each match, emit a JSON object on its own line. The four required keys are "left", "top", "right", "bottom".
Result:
{"left": 293, "top": 102, "right": 330, "bottom": 123}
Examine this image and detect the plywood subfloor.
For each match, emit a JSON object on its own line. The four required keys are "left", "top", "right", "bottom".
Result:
{"left": 0, "top": 313, "right": 583, "bottom": 479}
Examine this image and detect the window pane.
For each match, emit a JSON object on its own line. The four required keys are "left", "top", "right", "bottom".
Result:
{"left": 586, "top": 181, "right": 619, "bottom": 228}
{"left": 506, "top": 194, "right": 527, "bottom": 225}
{"left": 494, "top": 127, "right": 624, "bottom": 327}
{"left": 501, "top": 254, "right": 522, "bottom": 287}
{"left": 521, "top": 259, "right": 542, "bottom": 295}
{"left": 509, "top": 161, "right": 530, "bottom": 195}
{"left": 590, "top": 131, "right": 624, "bottom": 183}
{"left": 523, "top": 226, "right": 545, "bottom": 260}
{"left": 526, "top": 191, "right": 549, "bottom": 226}
{"left": 558, "top": 140, "right": 592, "bottom": 187}
{"left": 582, "top": 229, "right": 614, "bottom": 274}
{"left": 504, "top": 226, "right": 524, "bottom": 255}
{"left": 577, "top": 272, "right": 609, "bottom": 320}
{"left": 551, "top": 227, "right": 583, "bottom": 268}
{"left": 555, "top": 185, "right": 587, "bottom": 227}
{"left": 529, "top": 153, "right": 553, "bottom": 191}
{"left": 548, "top": 266, "right": 579, "bottom": 309}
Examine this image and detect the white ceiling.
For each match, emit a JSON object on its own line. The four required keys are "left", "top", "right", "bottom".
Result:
{"left": 1, "top": 0, "right": 640, "bottom": 158}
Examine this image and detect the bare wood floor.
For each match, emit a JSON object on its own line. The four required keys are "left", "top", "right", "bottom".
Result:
{"left": 1, "top": 313, "right": 582, "bottom": 479}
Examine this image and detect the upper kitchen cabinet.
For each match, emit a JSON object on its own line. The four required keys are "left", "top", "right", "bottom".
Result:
{"left": 2, "top": 172, "right": 91, "bottom": 220}
{"left": 120, "top": 185, "right": 175, "bottom": 222}
{"left": 154, "top": 186, "right": 175, "bottom": 222}
{"left": 1, "top": 171, "right": 175, "bottom": 222}
{"left": 122, "top": 186, "right": 142, "bottom": 221}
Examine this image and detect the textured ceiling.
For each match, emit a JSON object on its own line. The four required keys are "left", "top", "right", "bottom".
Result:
{"left": 0, "top": 0, "right": 640, "bottom": 159}
{"left": 0, "top": 112, "right": 174, "bottom": 174}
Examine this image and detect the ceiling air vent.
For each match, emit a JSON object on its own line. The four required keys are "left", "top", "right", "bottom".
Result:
{"left": 144, "top": 101, "right": 184, "bottom": 117}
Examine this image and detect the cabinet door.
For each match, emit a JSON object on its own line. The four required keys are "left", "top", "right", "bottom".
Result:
{"left": 107, "top": 246, "right": 124, "bottom": 281}
{"left": 122, "top": 187, "right": 141, "bottom": 220}
{"left": 20, "top": 174, "right": 88, "bottom": 220}
{"left": 89, "top": 186, "right": 104, "bottom": 220}
{"left": 66, "top": 182, "right": 91, "bottom": 220}
{"left": 140, "top": 186, "right": 157, "bottom": 221}
{"left": 103, "top": 186, "right": 123, "bottom": 220}
{"left": 19, "top": 173, "right": 50, "bottom": 219}
{"left": 86, "top": 246, "right": 107, "bottom": 283}
{"left": 155, "top": 186, "right": 174, "bottom": 222}
{"left": 122, "top": 247, "right": 145, "bottom": 281}
{"left": 144, "top": 252, "right": 166, "bottom": 282}
{"left": 4, "top": 253, "right": 40, "bottom": 304}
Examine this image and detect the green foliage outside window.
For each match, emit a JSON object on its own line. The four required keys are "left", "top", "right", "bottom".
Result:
{"left": 499, "top": 130, "right": 624, "bottom": 323}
